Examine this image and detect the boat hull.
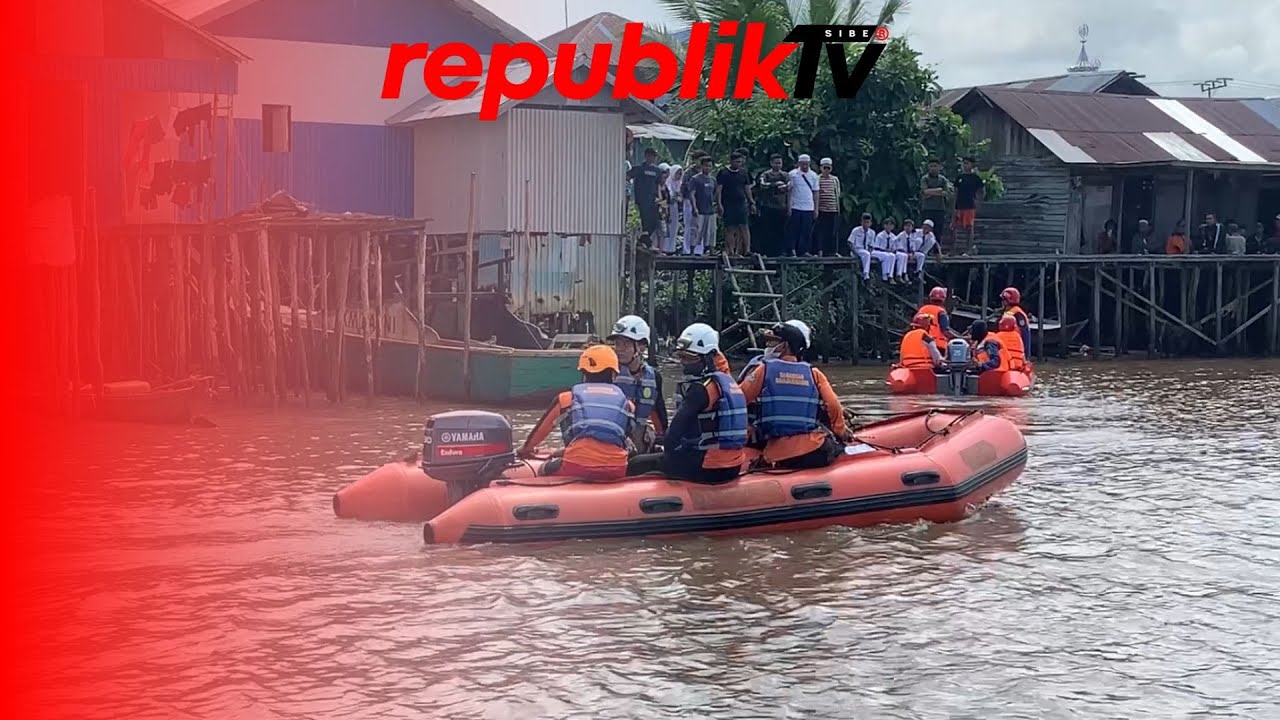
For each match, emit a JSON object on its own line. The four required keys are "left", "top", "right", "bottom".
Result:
{"left": 92, "top": 387, "right": 195, "bottom": 425}
{"left": 416, "top": 410, "right": 1026, "bottom": 544}
{"left": 887, "top": 366, "right": 1036, "bottom": 397}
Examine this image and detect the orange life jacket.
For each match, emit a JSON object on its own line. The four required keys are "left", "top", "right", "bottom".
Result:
{"left": 899, "top": 328, "right": 934, "bottom": 369}
{"left": 914, "top": 303, "right": 948, "bottom": 343}
{"left": 975, "top": 335, "right": 1011, "bottom": 372}
{"left": 996, "top": 330, "right": 1026, "bottom": 370}
{"left": 1005, "top": 305, "right": 1029, "bottom": 327}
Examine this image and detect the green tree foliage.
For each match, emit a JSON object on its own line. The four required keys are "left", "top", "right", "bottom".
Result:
{"left": 654, "top": 0, "right": 1001, "bottom": 223}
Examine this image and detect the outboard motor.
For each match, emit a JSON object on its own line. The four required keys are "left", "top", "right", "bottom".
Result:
{"left": 944, "top": 338, "right": 973, "bottom": 395}
{"left": 421, "top": 410, "right": 516, "bottom": 506}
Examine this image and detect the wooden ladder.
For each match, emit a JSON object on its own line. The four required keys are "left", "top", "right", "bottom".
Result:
{"left": 719, "top": 252, "right": 783, "bottom": 354}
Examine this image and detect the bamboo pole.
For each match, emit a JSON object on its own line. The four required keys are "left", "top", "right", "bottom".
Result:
{"left": 257, "top": 227, "right": 279, "bottom": 408}
{"left": 216, "top": 236, "right": 239, "bottom": 398}
{"left": 374, "top": 235, "right": 383, "bottom": 396}
{"left": 1036, "top": 262, "right": 1046, "bottom": 362}
{"left": 1147, "top": 262, "right": 1157, "bottom": 358}
{"left": 85, "top": 187, "right": 103, "bottom": 389}
{"left": 319, "top": 234, "right": 330, "bottom": 394}
{"left": 415, "top": 230, "right": 427, "bottom": 401}
{"left": 288, "top": 231, "right": 302, "bottom": 397}
{"left": 330, "top": 234, "right": 351, "bottom": 404}
{"left": 360, "top": 231, "right": 374, "bottom": 407}
{"left": 229, "top": 233, "right": 249, "bottom": 394}
{"left": 201, "top": 231, "right": 218, "bottom": 381}
{"left": 271, "top": 233, "right": 288, "bottom": 400}
{"left": 301, "top": 235, "right": 314, "bottom": 407}
{"left": 463, "top": 173, "right": 477, "bottom": 401}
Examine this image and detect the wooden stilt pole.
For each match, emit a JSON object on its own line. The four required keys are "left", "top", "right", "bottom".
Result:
{"left": 257, "top": 227, "right": 279, "bottom": 408}
{"left": 1147, "top": 262, "right": 1157, "bottom": 358}
{"left": 463, "top": 174, "right": 477, "bottom": 402}
{"left": 360, "top": 231, "right": 374, "bottom": 406}
{"left": 1091, "top": 263, "right": 1101, "bottom": 359}
{"left": 1036, "top": 262, "right": 1046, "bottom": 362}
{"left": 86, "top": 187, "right": 104, "bottom": 389}
{"left": 415, "top": 230, "right": 427, "bottom": 401}
{"left": 373, "top": 235, "right": 383, "bottom": 397}
{"left": 318, "top": 234, "right": 329, "bottom": 394}
{"left": 229, "top": 234, "right": 248, "bottom": 395}
{"left": 331, "top": 235, "right": 352, "bottom": 404}
{"left": 288, "top": 231, "right": 302, "bottom": 397}
{"left": 301, "top": 235, "right": 313, "bottom": 407}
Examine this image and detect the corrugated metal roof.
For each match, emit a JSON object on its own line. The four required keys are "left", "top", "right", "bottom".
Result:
{"left": 139, "top": 0, "right": 249, "bottom": 60}
{"left": 935, "top": 70, "right": 1154, "bottom": 108}
{"left": 977, "top": 88, "right": 1280, "bottom": 167}
{"left": 627, "top": 122, "right": 698, "bottom": 141}
{"left": 539, "top": 12, "right": 666, "bottom": 67}
{"left": 384, "top": 56, "right": 665, "bottom": 124}
{"left": 156, "top": 0, "right": 543, "bottom": 46}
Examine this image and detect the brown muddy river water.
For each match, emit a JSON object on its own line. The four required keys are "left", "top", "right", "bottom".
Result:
{"left": 26, "top": 359, "right": 1280, "bottom": 719}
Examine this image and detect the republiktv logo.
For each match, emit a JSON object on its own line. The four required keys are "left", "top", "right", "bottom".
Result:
{"left": 381, "top": 23, "right": 891, "bottom": 120}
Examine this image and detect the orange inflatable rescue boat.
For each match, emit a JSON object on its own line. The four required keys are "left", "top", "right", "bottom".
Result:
{"left": 887, "top": 337, "right": 1036, "bottom": 397}
{"left": 334, "top": 408, "right": 1028, "bottom": 544}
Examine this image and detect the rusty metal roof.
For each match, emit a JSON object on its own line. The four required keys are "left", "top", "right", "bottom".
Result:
{"left": 967, "top": 88, "right": 1280, "bottom": 168}
{"left": 936, "top": 70, "right": 1155, "bottom": 108}
{"left": 540, "top": 12, "right": 662, "bottom": 66}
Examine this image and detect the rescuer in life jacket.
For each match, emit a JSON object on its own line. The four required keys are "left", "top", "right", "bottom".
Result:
{"left": 916, "top": 286, "right": 958, "bottom": 343}
{"left": 606, "top": 314, "right": 667, "bottom": 453}
{"left": 967, "top": 320, "right": 1010, "bottom": 375}
{"left": 1000, "top": 287, "right": 1032, "bottom": 354}
{"left": 516, "top": 345, "right": 636, "bottom": 481}
{"left": 898, "top": 314, "right": 944, "bottom": 370}
{"left": 995, "top": 313, "right": 1028, "bottom": 371}
{"left": 738, "top": 322, "right": 851, "bottom": 469}
{"left": 737, "top": 319, "right": 812, "bottom": 447}
{"left": 627, "top": 323, "right": 748, "bottom": 484}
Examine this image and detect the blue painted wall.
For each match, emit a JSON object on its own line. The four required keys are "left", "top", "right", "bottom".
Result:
{"left": 209, "top": 119, "right": 415, "bottom": 218}
{"left": 203, "top": 0, "right": 511, "bottom": 49}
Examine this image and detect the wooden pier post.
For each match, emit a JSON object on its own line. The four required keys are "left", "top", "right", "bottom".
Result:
{"left": 373, "top": 235, "right": 383, "bottom": 396}
{"left": 85, "top": 188, "right": 104, "bottom": 389}
{"left": 712, "top": 263, "right": 723, "bottom": 331}
{"left": 849, "top": 269, "right": 860, "bottom": 365}
{"left": 360, "top": 231, "right": 374, "bottom": 406}
{"left": 318, "top": 235, "right": 329, "bottom": 393}
{"left": 330, "top": 234, "right": 352, "bottom": 404}
{"left": 1215, "top": 261, "right": 1224, "bottom": 349}
{"left": 684, "top": 268, "right": 695, "bottom": 327}
{"left": 1270, "top": 260, "right": 1280, "bottom": 356}
{"left": 415, "top": 230, "right": 427, "bottom": 401}
{"left": 980, "top": 263, "right": 990, "bottom": 319}
{"left": 300, "top": 236, "right": 313, "bottom": 407}
{"left": 1112, "top": 262, "right": 1123, "bottom": 354}
{"left": 1147, "top": 262, "right": 1157, "bottom": 358}
{"left": 1091, "top": 264, "right": 1101, "bottom": 358}
{"left": 256, "top": 227, "right": 280, "bottom": 408}
{"left": 463, "top": 173, "right": 477, "bottom": 401}
{"left": 1036, "top": 262, "right": 1046, "bottom": 362}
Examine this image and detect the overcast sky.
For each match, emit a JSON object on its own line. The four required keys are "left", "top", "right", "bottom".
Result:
{"left": 477, "top": 0, "right": 1280, "bottom": 98}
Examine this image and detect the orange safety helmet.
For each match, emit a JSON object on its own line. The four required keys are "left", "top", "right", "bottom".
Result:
{"left": 578, "top": 344, "right": 620, "bottom": 374}
{"left": 928, "top": 286, "right": 948, "bottom": 303}
{"left": 998, "top": 313, "right": 1017, "bottom": 332}
{"left": 1001, "top": 287, "right": 1021, "bottom": 305}
{"left": 911, "top": 313, "right": 934, "bottom": 329}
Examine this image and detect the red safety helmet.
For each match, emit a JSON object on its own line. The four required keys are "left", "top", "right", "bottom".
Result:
{"left": 911, "top": 313, "right": 933, "bottom": 329}
{"left": 998, "top": 313, "right": 1017, "bottom": 332}
{"left": 1001, "top": 287, "right": 1021, "bottom": 305}
{"left": 928, "top": 286, "right": 948, "bottom": 302}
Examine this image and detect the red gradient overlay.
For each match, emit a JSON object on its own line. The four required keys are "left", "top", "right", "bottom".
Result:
{"left": 8, "top": 4, "right": 149, "bottom": 717}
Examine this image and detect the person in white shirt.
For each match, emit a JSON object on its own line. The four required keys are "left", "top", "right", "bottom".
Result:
{"left": 918, "top": 218, "right": 939, "bottom": 258}
{"left": 891, "top": 218, "right": 915, "bottom": 282}
{"left": 786, "top": 154, "right": 819, "bottom": 256}
{"left": 871, "top": 218, "right": 898, "bottom": 282}
{"left": 846, "top": 212, "right": 874, "bottom": 280}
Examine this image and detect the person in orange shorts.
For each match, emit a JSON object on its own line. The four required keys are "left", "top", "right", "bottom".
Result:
{"left": 516, "top": 345, "right": 635, "bottom": 481}
{"left": 738, "top": 322, "right": 851, "bottom": 469}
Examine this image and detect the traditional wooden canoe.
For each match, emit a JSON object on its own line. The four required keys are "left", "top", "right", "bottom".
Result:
{"left": 92, "top": 381, "right": 195, "bottom": 425}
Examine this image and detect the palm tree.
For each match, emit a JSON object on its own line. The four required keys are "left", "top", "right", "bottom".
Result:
{"left": 653, "top": 0, "right": 910, "bottom": 125}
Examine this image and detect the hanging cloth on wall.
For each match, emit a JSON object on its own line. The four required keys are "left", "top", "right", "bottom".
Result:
{"left": 173, "top": 102, "right": 213, "bottom": 146}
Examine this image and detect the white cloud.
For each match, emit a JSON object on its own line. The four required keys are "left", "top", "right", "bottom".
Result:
{"left": 476, "top": 0, "right": 1280, "bottom": 98}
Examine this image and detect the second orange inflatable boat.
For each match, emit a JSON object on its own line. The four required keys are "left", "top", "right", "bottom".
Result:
{"left": 887, "top": 366, "right": 1036, "bottom": 397}
{"left": 334, "top": 408, "right": 1027, "bottom": 544}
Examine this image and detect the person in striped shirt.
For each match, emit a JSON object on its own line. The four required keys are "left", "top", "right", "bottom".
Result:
{"left": 814, "top": 157, "right": 842, "bottom": 256}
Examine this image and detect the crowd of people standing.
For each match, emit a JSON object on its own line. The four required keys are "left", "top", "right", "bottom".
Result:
{"left": 627, "top": 148, "right": 988, "bottom": 283}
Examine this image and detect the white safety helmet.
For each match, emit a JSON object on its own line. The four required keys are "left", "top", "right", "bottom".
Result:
{"left": 784, "top": 319, "right": 812, "bottom": 348}
{"left": 675, "top": 323, "right": 719, "bottom": 355}
{"left": 608, "top": 314, "right": 651, "bottom": 343}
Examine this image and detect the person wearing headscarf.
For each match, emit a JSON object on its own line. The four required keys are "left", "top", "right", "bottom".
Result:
{"left": 664, "top": 164, "right": 684, "bottom": 255}
{"left": 655, "top": 163, "right": 674, "bottom": 253}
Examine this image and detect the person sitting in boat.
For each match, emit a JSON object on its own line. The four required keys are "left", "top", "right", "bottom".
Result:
{"left": 916, "top": 287, "right": 958, "bottom": 343}
{"left": 607, "top": 314, "right": 667, "bottom": 453}
{"left": 966, "top": 320, "right": 1009, "bottom": 375}
{"left": 738, "top": 322, "right": 850, "bottom": 469}
{"left": 737, "top": 319, "right": 813, "bottom": 447}
{"left": 899, "top": 314, "right": 944, "bottom": 370}
{"left": 630, "top": 323, "right": 747, "bottom": 484}
{"left": 516, "top": 345, "right": 636, "bottom": 481}
{"left": 1000, "top": 287, "right": 1032, "bottom": 353}
{"left": 996, "top": 313, "right": 1028, "bottom": 371}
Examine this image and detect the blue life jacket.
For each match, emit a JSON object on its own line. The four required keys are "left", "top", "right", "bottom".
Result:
{"left": 560, "top": 383, "right": 632, "bottom": 448}
{"left": 676, "top": 372, "right": 748, "bottom": 452}
{"left": 756, "top": 359, "right": 822, "bottom": 439}
{"left": 614, "top": 363, "right": 658, "bottom": 423}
